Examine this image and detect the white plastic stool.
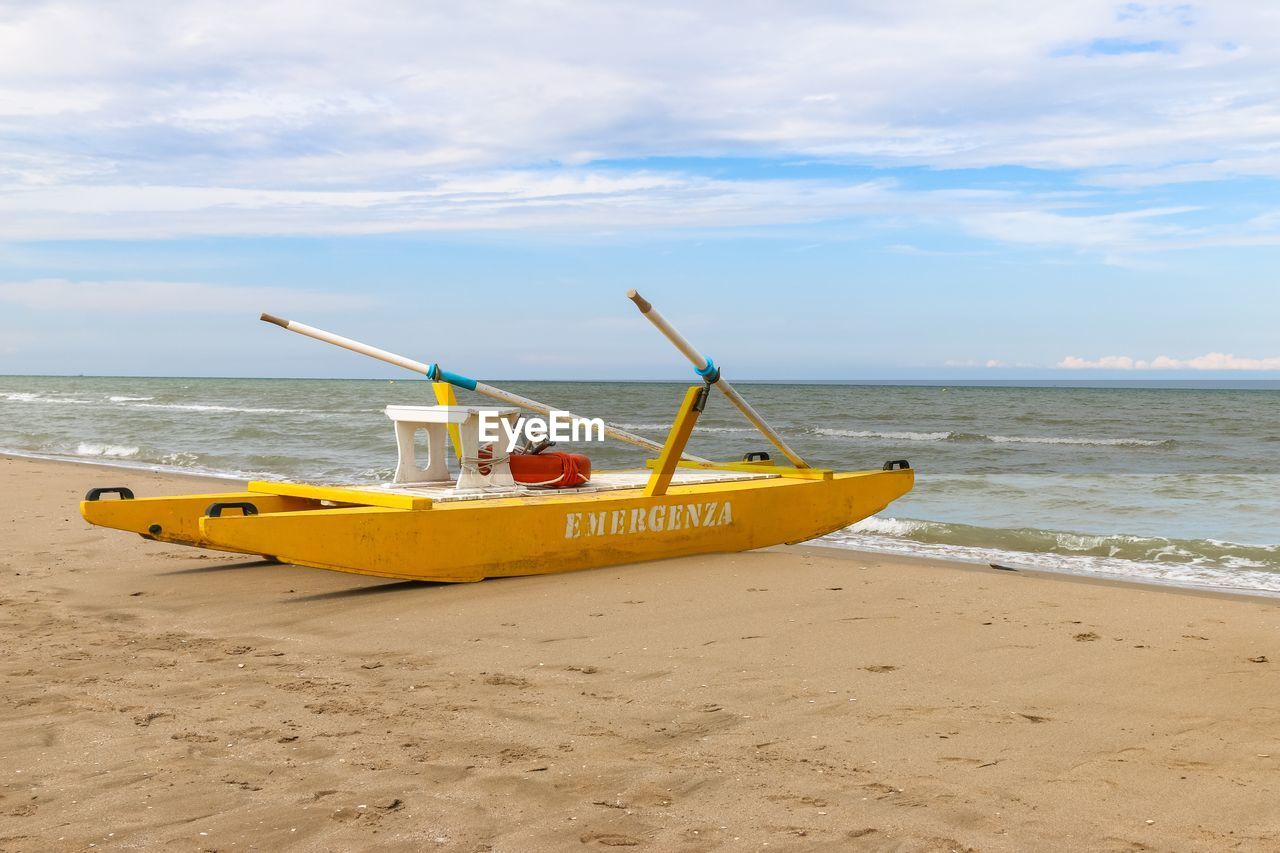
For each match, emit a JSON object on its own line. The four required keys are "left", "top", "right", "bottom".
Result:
{"left": 384, "top": 405, "right": 519, "bottom": 489}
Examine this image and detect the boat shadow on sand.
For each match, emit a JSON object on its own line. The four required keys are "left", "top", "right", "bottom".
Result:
{"left": 289, "top": 580, "right": 444, "bottom": 602}
{"left": 158, "top": 558, "right": 284, "bottom": 576}
{"left": 159, "top": 559, "right": 445, "bottom": 600}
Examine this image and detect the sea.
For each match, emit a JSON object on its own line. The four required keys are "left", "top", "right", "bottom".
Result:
{"left": 3, "top": 376, "right": 1278, "bottom": 596}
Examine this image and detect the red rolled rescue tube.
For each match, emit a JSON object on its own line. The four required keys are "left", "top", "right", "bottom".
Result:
{"left": 508, "top": 451, "right": 591, "bottom": 487}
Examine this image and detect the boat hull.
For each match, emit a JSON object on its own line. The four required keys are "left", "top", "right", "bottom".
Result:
{"left": 81, "top": 468, "right": 912, "bottom": 583}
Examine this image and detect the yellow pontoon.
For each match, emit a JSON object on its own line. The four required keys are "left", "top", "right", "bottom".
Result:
{"left": 81, "top": 292, "right": 913, "bottom": 583}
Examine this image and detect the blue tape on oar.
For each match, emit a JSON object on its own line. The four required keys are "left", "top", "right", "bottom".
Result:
{"left": 425, "top": 363, "right": 479, "bottom": 391}
{"left": 695, "top": 357, "right": 721, "bottom": 384}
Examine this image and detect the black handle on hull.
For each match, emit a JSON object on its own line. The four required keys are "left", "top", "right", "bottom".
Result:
{"left": 882, "top": 459, "right": 911, "bottom": 471}
{"left": 205, "top": 502, "right": 259, "bottom": 518}
{"left": 85, "top": 487, "right": 135, "bottom": 501}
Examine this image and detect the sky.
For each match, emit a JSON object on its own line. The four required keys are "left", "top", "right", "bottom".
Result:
{"left": 1, "top": 1, "right": 1278, "bottom": 380}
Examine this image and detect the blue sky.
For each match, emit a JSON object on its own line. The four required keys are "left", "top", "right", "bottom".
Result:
{"left": 1, "top": 1, "right": 1278, "bottom": 379}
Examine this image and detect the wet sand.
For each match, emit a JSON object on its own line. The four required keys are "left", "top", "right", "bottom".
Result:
{"left": 1, "top": 453, "right": 1277, "bottom": 851}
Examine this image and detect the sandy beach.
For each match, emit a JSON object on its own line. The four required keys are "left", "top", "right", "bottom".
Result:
{"left": 1, "top": 453, "right": 1277, "bottom": 851}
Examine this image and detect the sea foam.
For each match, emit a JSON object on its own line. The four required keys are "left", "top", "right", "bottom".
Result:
{"left": 822, "top": 516, "right": 1280, "bottom": 596}
{"left": 132, "top": 402, "right": 311, "bottom": 414}
{"left": 76, "top": 443, "right": 140, "bottom": 458}
{"left": 2, "top": 392, "right": 93, "bottom": 404}
{"left": 812, "top": 427, "right": 1173, "bottom": 448}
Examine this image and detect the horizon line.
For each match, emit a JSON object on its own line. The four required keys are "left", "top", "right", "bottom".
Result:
{"left": 4, "top": 373, "right": 1280, "bottom": 386}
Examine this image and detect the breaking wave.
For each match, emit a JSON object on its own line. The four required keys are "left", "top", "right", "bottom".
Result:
{"left": 75, "top": 443, "right": 140, "bottom": 459}
{"left": 615, "top": 422, "right": 755, "bottom": 434}
{"left": 985, "top": 434, "right": 1176, "bottom": 448}
{"left": 817, "top": 516, "right": 1280, "bottom": 595}
{"left": 0, "top": 445, "right": 274, "bottom": 482}
{"left": 132, "top": 402, "right": 312, "bottom": 414}
{"left": 812, "top": 428, "right": 1174, "bottom": 448}
{"left": 1, "top": 392, "right": 93, "bottom": 405}
{"left": 815, "top": 428, "right": 953, "bottom": 442}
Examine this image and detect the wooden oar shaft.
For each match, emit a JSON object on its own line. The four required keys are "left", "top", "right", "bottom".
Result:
{"left": 625, "top": 291, "right": 810, "bottom": 468}
{"left": 260, "top": 313, "right": 707, "bottom": 462}
{"left": 260, "top": 314, "right": 430, "bottom": 374}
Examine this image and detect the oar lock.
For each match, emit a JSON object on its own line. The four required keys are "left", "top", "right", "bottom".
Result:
{"left": 424, "top": 363, "right": 479, "bottom": 391}
{"left": 695, "top": 357, "right": 721, "bottom": 384}
{"left": 692, "top": 384, "right": 710, "bottom": 412}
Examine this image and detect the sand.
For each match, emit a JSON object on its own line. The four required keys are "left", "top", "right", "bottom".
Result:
{"left": 0, "top": 454, "right": 1277, "bottom": 852}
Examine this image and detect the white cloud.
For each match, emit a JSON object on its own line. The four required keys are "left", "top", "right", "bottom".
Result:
{"left": 0, "top": 279, "right": 374, "bottom": 313}
{"left": 1059, "top": 353, "right": 1280, "bottom": 370}
{"left": 0, "top": 173, "right": 914, "bottom": 239}
{"left": 960, "top": 206, "right": 1197, "bottom": 251}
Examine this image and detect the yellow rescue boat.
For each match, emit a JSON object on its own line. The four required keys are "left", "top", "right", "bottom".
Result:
{"left": 80, "top": 291, "right": 914, "bottom": 583}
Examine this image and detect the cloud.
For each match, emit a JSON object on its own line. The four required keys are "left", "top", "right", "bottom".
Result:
{"left": 0, "top": 279, "right": 374, "bottom": 313}
{"left": 1082, "top": 154, "right": 1280, "bottom": 189}
{"left": 0, "top": 173, "right": 916, "bottom": 239}
{"left": 960, "top": 206, "right": 1197, "bottom": 251}
{"left": 0, "top": 1, "right": 1277, "bottom": 244}
{"left": 1058, "top": 353, "right": 1280, "bottom": 371}
{"left": 8, "top": 174, "right": 1258, "bottom": 252}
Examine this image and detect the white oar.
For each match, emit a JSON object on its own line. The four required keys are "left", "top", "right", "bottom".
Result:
{"left": 260, "top": 313, "right": 708, "bottom": 462}
{"left": 625, "top": 291, "right": 810, "bottom": 468}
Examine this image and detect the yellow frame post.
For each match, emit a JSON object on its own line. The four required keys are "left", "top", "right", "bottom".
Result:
{"left": 431, "top": 381, "right": 464, "bottom": 460}
{"left": 644, "top": 384, "right": 708, "bottom": 497}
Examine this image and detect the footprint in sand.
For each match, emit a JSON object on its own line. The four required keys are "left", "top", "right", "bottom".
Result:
{"left": 171, "top": 731, "right": 218, "bottom": 743}
{"left": 579, "top": 831, "right": 641, "bottom": 847}
{"left": 483, "top": 673, "right": 531, "bottom": 687}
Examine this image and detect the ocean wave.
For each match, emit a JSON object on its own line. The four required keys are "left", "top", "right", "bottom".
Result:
{"left": 354, "top": 466, "right": 396, "bottom": 481}
{"left": 0, "top": 445, "right": 276, "bottom": 482}
{"left": 614, "top": 422, "right": 754, "bottom": 434}
{"left": 985, "top": 434, "right": 1175, "bottom": 448}
{"left": 76, "top": 442, "right": 140, "bottom": 459}
{"left": 814, "top": 428, "right": 953, "bottom": 441}
{"left": 159, "top": 451, "right": 201, "bottom": 467}
{"left": 816, "top": 516, "right": 1280, "bottom": 595}
{"left": 132, "top": 402, "right": 313, "bottom": 414}
{"left": 2, "top": 392, "right": 94, "bottom": 405}
{"left": 108, "top": 395, "right": 154, "bottom": 402}
{"left": 812, "top": 427, "right": 1174, "bottom": 448}
{"left": 843, "top": 516, "right": 1278, "bottom": 561}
